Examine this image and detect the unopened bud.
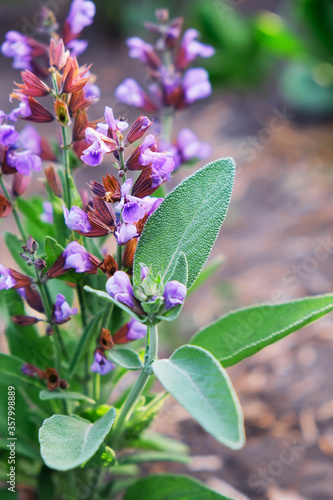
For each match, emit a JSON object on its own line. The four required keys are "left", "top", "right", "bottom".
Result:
{"left": 12, "top": 172, "right": 31, "bottom": 197}
{"left": 45, "top": 165, "right": 62, "bottom": 197}
{"left": 59, "top": 379, "right": 68, "bottom": 390}
{"left": 54, "top": 98, "right": 71, "bottom": 127}
{"left": 34, "top": 258, "right": 46, "bottom": 270}
{"left": 126, "top": 116, "right": 152, "bottom": 144}
{"left": 156, "top": 8, "right": 169, "bottom": 22}
{"left": 12, "top": 315, "right": 39, "bottom": 326}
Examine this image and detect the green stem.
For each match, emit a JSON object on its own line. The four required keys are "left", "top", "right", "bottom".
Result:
{"left": 77, "top": 283, "right": 90, "bottom": 394}
{"left": 61, "top": 126, "right": 72, "bottom": 209}
{"left": 160, "top": 107, "right": 174, "bottom": 143}
{"left": 117, "top": 244, "right": 123, "bottom": 270}
{"left": 93, "top": 372, "right": 100, "bottom": 402}
{"left": 0, "top": 174, "right": 26, "bottom": 241}
{"left": 111, "top": 323, "right": 158, "bottom": 449}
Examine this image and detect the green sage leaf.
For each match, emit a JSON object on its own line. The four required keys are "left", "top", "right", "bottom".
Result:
{"left": 39, "top": 390, "right": 95, "bottom": 404}
{"left": 39, "top": 407, "right": 116, "bottom": 471}
{"left": 152, "top": 345, "right": 244, "bottom": 450}
{"left": 190, "top": 294, "right": 333, "bottom": 367}
{"left": 133, "top": 157, "right": 235, "bottom": 289}
{"left": 107, "top": 348, "right": 143, "bottom": 370}
{"left": 124, "top": 474, "right": 234, "bottom": 500}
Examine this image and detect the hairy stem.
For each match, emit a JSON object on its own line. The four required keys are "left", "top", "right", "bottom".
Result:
{"left": 110, "top": 323, "right": 158, "bottom": 449}
{"left": 61, "top": 126, "right": 72, "bottom": 209}
{"left": 0, "top": 174, "right": 26, "bottom": 241}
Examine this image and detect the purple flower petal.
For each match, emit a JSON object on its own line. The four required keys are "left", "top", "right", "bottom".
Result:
{"left": 126, "top": 318, "right": 147, "bottom": 340}
{"left": 63, "top": 206, "right": 93, "bottom": 233}
{"left": 63, "top": 241, "right": 93, "bottom": 273}
{"left": 66, "top": 0, "right": 96, "bottom": 35}
{"left": 183, "top": 68, "right": 212, "bottom": 104}
{"left": 163, "top": 280, "right": 187, "bottom": 311}
{"left": 106, "top": 271, "right": 135, "bottom": 308}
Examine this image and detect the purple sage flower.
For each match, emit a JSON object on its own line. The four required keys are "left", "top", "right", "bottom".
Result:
{"left": 177, "top": 29, "right": 215, "bottom": 68}
{"left": 126, "top": 318, "right": 147, "bottom": 340}
{"left": 1, "top": 31, "right": 32, "bottom": 70}
{"left": 139, "top": 135, "right": 175, "bottom": 186}
{"left": 115, "top": 78, "right": 149, "bottom": 109}
{"left": 66, "top": 0, "right": 96, "bottom": 35}
{"left": 163, "top": 280, "right": 187, "bottom": 310}
{"left": 41, "top": 201, "right": 53, "bottom": 224}
{"left": 7, "top": 150, "right": 41, "bottom": 175}
{"left": 122, "top": 201, "right": 146, "bottom": 224}
{"left": 183, "top": 68, "right": 212, "bottom": 104}
{"left": 53, "top": 294, "right": 78, "bottom": 324}
{"left": 106, "top": 271, "right": 135, "bottom": 308}
{"left": 63, "top": 206, "right": 92, "bottom": 233}
{"left": 127, "top": 37, "right": 155, "bottom": 65}
{"left": 0, "top": 264, "right": 16, "bottom": 290}
{"left": 81, "top": 127, "right": 113, "bottom": 166}
{"left": 84, "top": 82, "right": 101, "bottom": 101}
{"left": 8, "top": 97, "right": 31, "bottom": 122}
{"left": 66, "top": 39, "right": 88, "bottom": 56}
{"left": 0, "top": 123, "right": 19, "bottom": 147}
{"left": 63, "top": 241, "right": 93, "bottom": 273}
{"left": 90, "top": 350, "right": 114, "bottom": 375}
{"left": 176, "top": 128, "right": 211, "bottom": 163}
{"left": 140, "top": 266, "right": 149, "bottom": 281}
{"left": 115, "top": 223, "right": 138, "bottom": 245}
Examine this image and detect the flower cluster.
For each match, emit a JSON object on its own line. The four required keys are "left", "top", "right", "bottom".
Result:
{"left": 106, "top": 267, "right": 186, "bottom": 319}
{"left": 115, "top": 10, "right": 214, "bottom": 168}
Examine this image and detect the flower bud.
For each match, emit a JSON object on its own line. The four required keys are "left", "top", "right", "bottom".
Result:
{"left": 45, "top": 165, "right": 63, "bottom": 197}
{"left": 54, "top": 99, "right": 71, "bottom": 127}
{"left": 34, "top": 258, "right": 46, "bottom": 270}
{"left": 126, "top": 116, "right": 152, "bottom": 144}
{"left": 43, "top": 367, "right": 60, "bottom": 391}
{"left": 0, "top": 193, "right": 12, "bottom": 218}
{"left": 12, "top": 315, "right": 40, "bottom": 326}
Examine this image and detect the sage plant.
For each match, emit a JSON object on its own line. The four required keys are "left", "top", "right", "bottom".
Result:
{"left": 1, "top": 2, "right": 333, "bottom": 499}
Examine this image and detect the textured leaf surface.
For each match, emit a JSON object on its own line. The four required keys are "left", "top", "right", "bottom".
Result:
{"left": 39, "top": 390, "right": 95, "bottom": 404}
{"left": 124, "top": 474, "right": 234, "bottom": 500}
{"left": 190, "top": 294, "right": 333, "bottom": 366}
{"left": 107, "top": 348, "right": 143, "bottom": 370}
{"left": 133, "top": 158, "right": 235, "bottom": 288}
{"left": 39, "top": 408, "right": 116, "bottom": 470}
{"left": 152, "top": 345, "right": 244, "bottom": 449}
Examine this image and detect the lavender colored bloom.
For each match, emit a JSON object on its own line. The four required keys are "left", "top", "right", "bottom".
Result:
{"left": 139, "top": 196, "right": 163, "bottom": 216}
{"left": 115, "top": 223, "right": 138, "bottom": 245}
{"left": 41, "top": 201, "right": 53, "bottom": 224}
{"left": 180, "top": 29, "right": 215, "bottom": 64}
{"left": 115, "top": 78, "right": 146, "bottom": 108}
{"left": 0, "top": 124, "right": 19, "bottom": 147}
{"left": 127, "top": 37, "right": 154, "bottom": 64}
{"left": 53, "top": 294, "right": 78, "bottom": 324}
{"left": 84, "top": 82, "right": 101, "bottom": 101}
{"left": 122, "top": 201, "right": 145, "bottom": 224}
{"left": 8, "top": 97, "right": 31, "bottom": 122}
{"left": 163, "top": 280, "right": 187, "bottom": 310}
{"left": 81, "top": 127, "right": 111, "bottom": 166}
{"left": 63, "top": 241, "right": 93, "bottom": 273}
{"left": 67, "top": 0, "right": 96, "bottom": 35}
{"left": 66, "top": 39, "right": 88, "bottom": 56}
{"left": 139, "top": 134, "right": 175, "bottom": 185}
{"left": 126, "top": 318, "right": 147, "bottom": 340}
{"left": 19, "top": 126, "right": 41, "bottom": 154}
{"left": 90, "top": 350, "right": 114, "bottom": 375}
{"left": 7, "top": 150, "right": 41, "bottom": 175}
{"left": 0, "top": 264, "right": 16, "bottom": 290}
{"left": 177, "top": 128, "right": 211, "bottom": 162}
{"left": 63, "top": 206, "right": 92, "bottom": 233}
{"left": 183, "top": 68, "right": 212, "bottom": 104}
{"left": 1, "top": 31, "right": 31, "bottom": 70}
{"left": 106, "top": 270, "right": 135, "bottom": 308}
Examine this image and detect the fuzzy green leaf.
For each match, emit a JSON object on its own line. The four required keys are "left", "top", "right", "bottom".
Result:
{"left": 39, "top": 390, "right": 95, "bottom": 404}
{"left": 152, "top": 345, "right": 244, "bottom": 450}
{"left": 190, "top": 294, "right": 333, "bottom": 366}
{"left": 124, "top": 474, "right": 234, "bottom": 500}
{"left": 107, "top": 348, "right": 143, "bottom": 370}
{"left": 133, "top": 157, "right": 235, "bottom": 289}
{"left": 39, "top": 408, "right": 116, "bottom": 471}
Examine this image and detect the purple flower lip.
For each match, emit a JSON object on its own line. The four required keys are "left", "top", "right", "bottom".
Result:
{"left": 41, "top": 201, "right": 53, "bottom": 224}
{"left": 63, "top": 241, "right": 94, "bottom": 273}
{"left": 182, "top": 68, "right": 212, "bottom": 104}
{"left": 0, "top": 264, "right": 16, "bottom": 290}
{"left": 106, "top": 271, "right": 136, "bottom": 308}
{"left": 176, "top": 28, "right": 215, "bottom": 69}
{"left": 63, "top": 206, "right": 93, "bottom": 233}
{"left": 0, "top": 123, "right": 20, "bottom": 147}
{"left": 90, "top": 350, "right": 114, "bottom": 375}
{"left": 52, "top": 293, "right": 78, "bottom": 324}
{"left": 66, "top": 0, "right": 96, "bottom": 35}
{"left": 7, "top": 150, "right": 41, "bottom": 176}
{"left": 115, "top": 78, "right": 156, "bottom": 111}
{"left": 163, "top": 280, "right": 187, "bottom": 311}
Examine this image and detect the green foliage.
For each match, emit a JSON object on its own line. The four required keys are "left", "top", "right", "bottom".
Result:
{"left": 190, "top": 294, "right": 333, "bottom": 367}
{"left": 107, "top": 348, "right": 143, "bottom": 370}
{"left": 133, "top": 158, "right": 235, "bottom": 289}
{"left": 152, "top": 345, "right": 245, "bottom": 450}
{"left": 39, "top": 390, "right": 95, "bottom": 404}
{"left": 38, "top": 408, "right": 117, "bottom": 471}
{"left": 124, "top": 474, "right": 234, "bottom": 500}
{"left": 0, "top": 353, "right": 43, "bottom": 388}
{"left": 4, "top": 233, "right": 34, "bottom": 276}
{"left": 84, "top": 286, "right": 147, "bottom": 322}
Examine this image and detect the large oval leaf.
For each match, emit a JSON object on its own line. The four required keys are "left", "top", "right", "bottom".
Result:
{"left": 133, "top": 158, "right": 235, "bottom": 289}
{"left": 39, "top": 407, "right": 116, "bottom": 470}
{"left": 152, "top": 345, "right": 244, "bottom": 450}
{"left": 190, "top": 294, "right": 333, "bottom": 367}
{"left": 124, "top": 474, "right": 234, "bottom": 500}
